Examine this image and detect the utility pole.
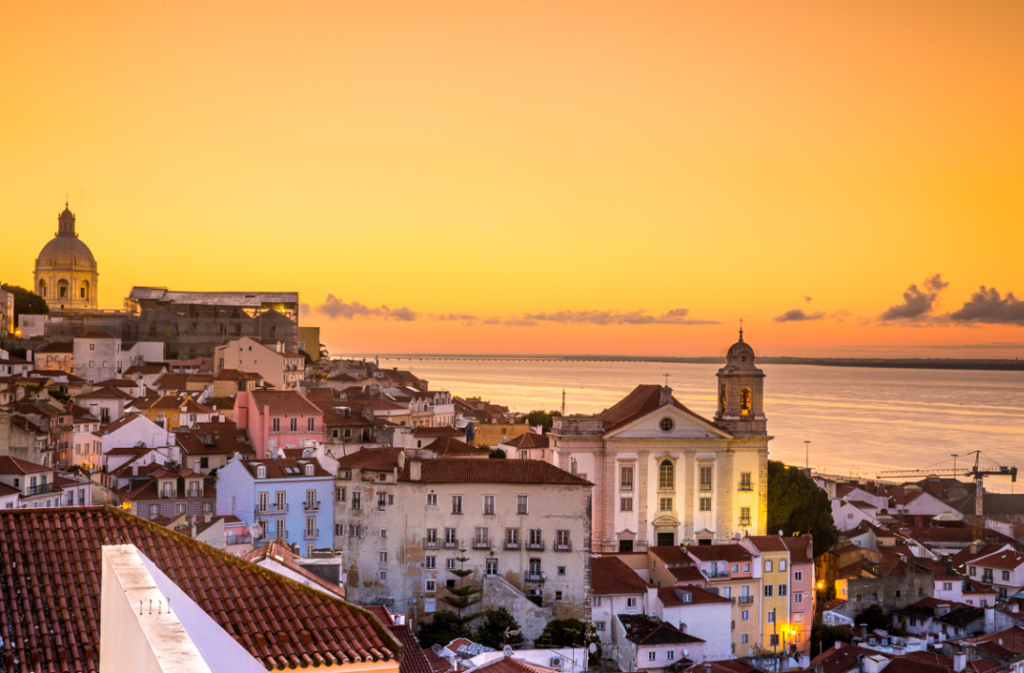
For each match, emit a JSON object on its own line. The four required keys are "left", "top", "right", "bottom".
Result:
{"left": 561, "top": 389, "right": 566, "bottom": 416}
{"left": 805, "top": 441, "right": 810, "bottom": 470}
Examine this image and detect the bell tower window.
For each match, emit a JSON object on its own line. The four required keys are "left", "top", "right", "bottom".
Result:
{"left": 38, "top": 280, "right": 47, "bottom": 298}
{"left": 58, "top": 280, "right": 69, "bottom": 299}
{"left": 740, "top": 388, "right": 752, "bottom": 415}
{"left": 80, "top": 281, "right": 90, "bottom": 300}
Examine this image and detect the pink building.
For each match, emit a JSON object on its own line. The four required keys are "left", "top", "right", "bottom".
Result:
{"left": 783, "top": 534, "right": 816, "bottom": 653}
{"left": 234, "top": 390, "right": 325, "bottom": 459}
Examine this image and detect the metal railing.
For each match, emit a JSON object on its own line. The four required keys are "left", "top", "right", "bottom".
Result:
{"left": 505, "top": 541, "right": 521, "bottom": 550}
{"left": 305, "top": 500, "right": 320, "bottom": 512}
{"left": 525, "top": 572, "right": 545, "bottom": 583}
{"left": 423, "top": 537, "right": 439, "bottom": 548}
{"left": 26, "top": 483, "right": 57, "bottom": 496}
{"left": 554, "top": 542, "right": 572, "bottom": 552}
{"left": 304, "top": 528, "right": 320, "bottom": 540}
{"left": 473, "top": 540, "right": 491, "bottom": 550}
{"left": 443, "top": 539, "right": 460, "bottom": 549}
{"left": 738, "top": 595, "right": 754, "bottom": 605}
{"left": 526, "top": 541, "right": 545, "bottom": 551}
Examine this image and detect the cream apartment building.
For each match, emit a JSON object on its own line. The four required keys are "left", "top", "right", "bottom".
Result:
{"left": 215, "top": 336, "right": 305, "bottom": 390}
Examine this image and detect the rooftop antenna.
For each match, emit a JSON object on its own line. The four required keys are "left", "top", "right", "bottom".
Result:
{"left": 561, "top": 389, "right": 566, "bottom": 416}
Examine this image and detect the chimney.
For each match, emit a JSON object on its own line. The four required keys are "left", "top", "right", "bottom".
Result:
{"left": 398, "top": 450, "right": 406, "bottom": 470}
{"left": 659, "top": 386, "right": 673, "bottom": 407}
{"left": 835, "top": 642, "right": 842, "bottom": 651}
{"left": 409, "top": 459, "right": 422, "bottom": 482}
{"left": 953, "top": 652, "right": 967, "bottom": 673}
{"left": 798, "top": 655, "right": 810, "bottom": 670}
{"left": 857, "top": 654, "right": 865, "bottom": 673}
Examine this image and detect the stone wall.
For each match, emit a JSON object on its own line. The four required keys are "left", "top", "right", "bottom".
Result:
{"left": 482, "top": 575, "right": 553, "bottom": 643}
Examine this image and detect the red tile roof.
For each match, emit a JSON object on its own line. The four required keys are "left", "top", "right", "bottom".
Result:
{"left": 597, "top": 384, "right": 726, "bottom": 435}
{"left": 970, "top": 549, "right": 1024, "bottom": 571}
{"left": 810, "top": 644, "right": 884, "bottom": 673}
{"left": 657, "top": 585, "right": 732, "bottom": 606}
{"left": 337, "top": 448, "right": 405, "bottom": 472}
{"left": 0, "top": 507, "right": 399, "bottom": 672}
{"left": 592, "top": 556, "right": 649, "bottom": 595}
{"left": 249, "top": 390, "right": 323, "bottom": 416}
{"left": 243, "top": 458, "right": 332, "bottom": 479}
{"left": 243, "top": 539, "right": 346, "bottom": 599}
{"left": 411, "top": 426, "right": 463, "bottom": 437}
{"left": 470, "top": 657, "right": 556, "bottom": 673}
{"left": 175, "top": 422, "right": 254, "bottom": 456}
{"left": 401, "top": 459, "right": 592, "bottom": 486}
{"left": 503, "top": 432, "right": 549, "bottom": 449}
{"left": 745, "top": 536, "right": 789, "bottom": 553}
{"left": 0, "top": 455, "right": 50, "bottom": 475}
{"left": 423, "top": 436, "right": 492, "bottom": 458}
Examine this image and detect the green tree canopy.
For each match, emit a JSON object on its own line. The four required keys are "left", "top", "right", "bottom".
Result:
{"left": 437, "top": 551, "right": 482, "bottom": 635}
{"left": 475, "top": 608, "right": 525, "bottom": 650}
{"left": 534, "top": 619, "right": 601, "bottom": 667}
{"left": 417, "top": 610, "right": 463, "bottom": 648}
{"left": 767, "top": 460, "right": 838, "bottom": 557}
{"left": 1, "top": 284, "right": 49, "bottom": 322}
{"left": 523, "top": 410, "right": 562, "bottom": 433}
{"left": 854, "top": 604, "right": 889, "bottom": 631}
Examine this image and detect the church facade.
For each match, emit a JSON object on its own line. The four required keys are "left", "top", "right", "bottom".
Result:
{"left": 550, "top": 331, "right": 770, "bottom": 553}
{"left": 34, "top": 203, "right": 99, "bottom": 311}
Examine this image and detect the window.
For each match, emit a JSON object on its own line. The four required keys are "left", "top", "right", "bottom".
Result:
{"left": 378, "top": 493, "right": 387, "bottom": 510}
{"left": 558, "top": 566, "right": 566, "bottom": 576}
{"left": 595, "top": 621, "right": 605, "bottom": 631}
{"left": 767, "top": 610, "right": 775, "bottom": 623}
{"left": 648, "top": 652, "right": 657, "bottom": 662}
{"left": 659, "top": 417, "right": 674, "bottom": 432}
{"left": 529, "top": 529, "right": 542, "bottom": 548}
{"left": 275, "top": 491, "right": 286, "bottom": 511}
{"left": 176, "top": 503, "right": 185, "bottom": 514}
{"left": 779, "top": 584, "right": 788, "bottom": 597}
{"left": 794, "top": 571, "right": 803, "bottom": 582}
{"left": 427, "top": 493, "right": 437, "bottom": 507}
{"left": 739, "top": 472, "right": 752, "bottom": 490}
{"left": 659, "top": 460, "right": 674, "bottom": 490}
{"left": 307, "top": 417, "right": 315, "bottom": 431}
{"left": 699, "top": 497, "right": 711, "bottom": 512}
{"left": 555, "top": 591, "right": 563, "bottom": 601}
{"left": 379, "top": 571, "right": 387, "bottom": 581}
{"left": 740, "top": 507, "right": 751, "bottom": 526}
{"left": 272, "top": 418, "right": 281, "bottom": 432}
{"left": 148, "top": 504, "right": 159, "bottom": 518}
{"left": 517, "top": 495, "right": 528, "bottom": 514}
{"left": 667, "top": 651, "right": 675, "bottom": 661}
{"left": 621, "top": 497, "right": 633, "bottom": 512}
{"left": 627, "top": 597, "right": 637, "bottom": 607}
{"left": 380, "top": 528, "right": 387, "bottom": 539}
{"left": 741, "top": 634, "right": 749, "bottom": 645}
{"left": 740, "top": 387, "right": 751, "bottom": 414}
{"left": 700, "top": 466, "right": 713, "bottom": 491}
{"left": 486, "top": 558, "right": 498, "bottom": 576}
{"left": 426, "top": 555, "right": 436, "bottom": 568}
{"left": 621, "top": 466, "right": 634, "bottom": 492}
{"left": 744, "top": 563, "right": 751, "bottom": 573}
{"left": 764, "top": 585, "right": 773, "bottom": 597}
{"left": 349, "top": 524, "right": 360, "bottom": 538}
{"left": 483, "top": 495, "right": 495, "bottom": 515}
{"left": 660, "top": 497, "right": 673, "bottom": 511}
{"left": 335, "top": 524, "right": 343, "bottom": 536}
{"left": 593, "top": 596, "right": 602, "bottom": 607}
{"left": 741, "top": 610, "right": 749, "bottom": 620}
{"left": 732, "top": 564, "right": 739, "bottom": 574}
{"left": 289, "top": 418, "right": 298, "bottom": 432}
{"left": 451, "top": 495, "right": 463, "bottom": 514}
{"left": 256, "top": 465, "right": 266, "bottom": 479}
{"left": 1003, "top": 571, "right": 1011, "bottom": 581}
{"left": 969, "top": 566, "right": 976, "bottom": 576}
{"left": 336, "top": 487, "right": 346, "bottom": 502}
{"left": 446, "top": 558, "right": 456, "bottom": 570}
{"left": 556, "top": 530, "right": 570, "bottom": 550}
{"left": 474, "top": 527, "right": 488, "bottom": 545}
{"left": 426, "top": 580, "right": 436, "bottom": 592}
{"left": 380, "top": 551, "right": 388, "bottom": 563}
{"left": 795, "top": 593, "right": 803, "bottom": 604}
{"left": 780, "top": 560, "right": 787, "bottom": 572}
{"left": 352, "top": 492, "right": 361, "bottom": 509}
{"left": 506, "top": 528, "right": 520, "bottom": 548}
{"left": 943, "top": 582, "right": 953, "bottom": 591}
{"left": 444, "top": 528, "right": 457, "bottom": 545}
{"left": 258, "top": 491, "right": 269, "bottom": 512}
{"left": 765, "top": 560, "right": 773, "bottom": 573}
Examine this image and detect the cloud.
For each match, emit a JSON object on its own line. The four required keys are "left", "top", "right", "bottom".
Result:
{"left": 299, "top": 303, "right": 311, "bottom": 317}
{"left": 949, "top": 287, "right": 1024, "bottom": 325}
{"left": 804, "top": 296, "right": 813, "bottom": 304}
{"left": 521, "top": 308, "right": 718, "bottom": 325}
{"left": 831, "top": 309, "right": 852, "bottom": 323}
{"left": 774, "top": 309, "right": 825, "bottom": 322}
{"left": 481, "top": 318, "right": 501, "bottom": 325}
{"left": 315, "top": 294, "right": 418, "bottom": 321}
{"left": 436, "top": 313, "right": 477, "bottom": 321}
{"left": 504, "top": 319, "right": 538, "bottom": 327}
{"left": 880, "top": 274, "right": 948, "bottom": 321}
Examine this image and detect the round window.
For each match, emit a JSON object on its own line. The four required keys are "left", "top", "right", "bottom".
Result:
{"left": 659, "top": 417, "right": 675, "bottom": 433}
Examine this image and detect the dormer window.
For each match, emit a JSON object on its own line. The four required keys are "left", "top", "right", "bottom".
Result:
{"left": 305, "top": 463, "right": 314, "bottom": 476}
{"left": 256, "top": 464, "right": 266, "bottom": 479}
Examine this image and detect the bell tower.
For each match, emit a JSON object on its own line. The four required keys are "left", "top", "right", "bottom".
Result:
{"left": 714, "top": 325, "right": 767, "bottom": 436}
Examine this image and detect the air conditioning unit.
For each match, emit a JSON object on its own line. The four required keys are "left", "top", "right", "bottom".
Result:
{"left": 550, "top": 658, "right": 561, "bottom": 668}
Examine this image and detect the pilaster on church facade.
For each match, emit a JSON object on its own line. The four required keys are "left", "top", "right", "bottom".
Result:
{"left": 551, "top": 332, "right": 771, "bottom": 553}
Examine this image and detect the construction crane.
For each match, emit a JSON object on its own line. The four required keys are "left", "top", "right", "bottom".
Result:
{"left": 878, "top": 451, "right": 1017, "bottom": 539}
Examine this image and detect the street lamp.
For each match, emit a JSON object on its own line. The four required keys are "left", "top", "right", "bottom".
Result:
{"left": 805, "top": 441, "right": 810, "bottom": 470}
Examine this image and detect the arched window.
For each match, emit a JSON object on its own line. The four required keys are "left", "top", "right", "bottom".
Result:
{"left": 659, "top": 460, "right": 674, "bottom": 491}
{"left": 740, "top": 387, "right": 752, "bottom": 415}
{"left": 58, "top": 279, "right": 69, "bottom": 298}
{"left": 80, "top": 280, "right": 90, "bottom": 300}
{"left": 38, "top": 279, "right": 47, "bottom": 297}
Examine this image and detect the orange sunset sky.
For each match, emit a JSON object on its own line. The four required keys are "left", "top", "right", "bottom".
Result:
{"left": 2, "top": 1, "right": 1023, "bottom": 357}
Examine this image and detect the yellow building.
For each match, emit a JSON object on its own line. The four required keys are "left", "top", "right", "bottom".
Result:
{"left": 298, "top": 326, "right": 321, "bottom": 361}
{"left": 743, "top": 536, "right": 793, "bottom": 654}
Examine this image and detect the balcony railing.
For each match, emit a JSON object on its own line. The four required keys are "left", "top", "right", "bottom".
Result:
{"left": 706, "top": 568, "right": 730, "bottom": 579}
{"left": 738, "top": 595, "right": 754, "bottom": 605}
{"left": 159, "top": 490, "right": 176, "bottom": 500}
{"left": 26, "top": 483, "right": 57, "bottom": 496}
{"left": 273, "top": 503, "right": 289, "bottom": 513}
{"left": 305, "top": 500, "right": 320, "bottom": 512}
{"left": 473, "top": 540, "right": 491, "bottom": 550}
{"left": 505, "top": 541, "right": 521, "bottom": 550}
{"left": 443, "top": 539, "right": 460, "bottom": 549}
{"left": 739, "top": 518, "right": 751, "bottom": 526}
{"left": 423, "top": 537, "right": 439, "bottom": 548}
{"left": 554, "top": 542, "right": 572, "bottom": 552}
{"left": 525, "top": 572, "right": 545, "bottom": 583}
{"left": 526, "top": 541, "right": 545, "bottom": 551}
{"left": 304, "top": 528, "right": 320, "bottom": 540}
{"left": 738, "top": 483, "right": 753, "bottom": 492}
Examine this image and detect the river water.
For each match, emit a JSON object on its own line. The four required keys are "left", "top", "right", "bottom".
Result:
{"left": 353, "top": 357, "right": 1024, "bottom": 490}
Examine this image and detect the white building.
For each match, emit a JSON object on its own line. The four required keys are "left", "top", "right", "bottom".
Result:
{"left": 214, "top": 336, "right": 304, "bottom": 391}
{"left": 74, "top": 332, "right": 121, "bottom": 384}
{"left": 655, "top": 585, "right": 733, "bottom": 661}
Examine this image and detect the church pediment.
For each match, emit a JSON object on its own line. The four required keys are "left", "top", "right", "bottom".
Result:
{"left": 606, "top": 404, "right": 732, "bottom": 440}
{"left": 652, "top": 515, "right": 681, "bottom": 527}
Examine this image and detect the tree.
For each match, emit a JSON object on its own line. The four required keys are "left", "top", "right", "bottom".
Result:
{"left": 524, "top": 410, "right": 562, "bottom": 433}
{"left": 475, "top": 608, "right": 525, "bottom": 650}
{"left": 438, "top": 549, "right": 482, "bottom": 635}
{"left": 854, "top": 604, "right": 889, "bottom": 631}
{"left": 767, "top": 460, "right": 838, "bottom": 557}
{"left": 534, "top": 619, "right": 601, "bottom": 667}
{"left": 0, "top": 284, "right": 49, "bottom": 322}
{"left": 488, "top": 448, "right": 506, "bottom": 459}
{"left": 417, "top": 610, "right": 463, "bottom": 648}
{"left": 811, "top": 624, "right": 851, "bottom": 657}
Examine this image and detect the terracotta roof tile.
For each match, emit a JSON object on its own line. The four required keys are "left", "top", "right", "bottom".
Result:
{"left": 0, "top": 455, "right": 50, "bottom": 474}
{"left": 0, "top": 507, "right": 400, "bottom": 671}
{"left": 503, "top": 432, "right": 549, "bottom": 449}
{"left": 592, "top": 556, "right": 649, "bottom": 595}
{"left": 249, "top": 390, "right": 323, "bottom": 416}
{"left": 400, "top": 459, "right": 591, "bottom": 486}
{"left": 243, "top": 458, "right": 332, "bottom": 479}
{"left": 657, "top": 585, "right": 731, "bottom": 606}
{"left": 597, "top": 384, "right": 727, "bottom": 435}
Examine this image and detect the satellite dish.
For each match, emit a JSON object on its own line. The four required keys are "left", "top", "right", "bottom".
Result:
{"left": 503, "top": 646, "right": 514, "bottom": 657}
{"left": 683, "top": 649, "right": 689, "bottom": 657}
{"left": 589, "top": 643, "right": 598, "bottom": 654}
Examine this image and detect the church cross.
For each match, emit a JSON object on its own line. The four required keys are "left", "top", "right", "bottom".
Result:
{"left": 663, "top": 372, "right": 671, "bottom": 387}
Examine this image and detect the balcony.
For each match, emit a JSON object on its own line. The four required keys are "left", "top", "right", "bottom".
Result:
{"left": 526, "top": 541, "right": 545, "bottom": 551}
{"left": 706, "top": 567, "right": 730, "bottom": 579}
{"left": 505, "top": 541, "right": 521, "bottom": 550}
{"left": 554, "top": 542, "right": 572, "bottom": 552}
{"left": 305, "top": 500, "right": 320, "bottom": 512}
{"left": 473, "top": 540, "right": 491, "bottom": 550}
{"left": 423, "top": 537, "right": 439, "bottom": 548}
{"left": 739, "top": 518, "right": 751, "bottom": 527}
{"left": 738, "top": 595, "right": 754, "bottom": 605}
{"left": 26, "top": 483, "right": 57, "bottom": 496}
{"left": 525, "top": 572, "right": 545, "bottom": 583}
{"left": 304, "top": 528, "right": 320, "bottom": 540}
{"left": 738, "top": 482, "right": 753, "bottom": 492}
{"left": 443, "top": 539, "right": 460, "bottom": 549}
{"left": 272, "top": 504, "right": 289, "bottom": 514}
